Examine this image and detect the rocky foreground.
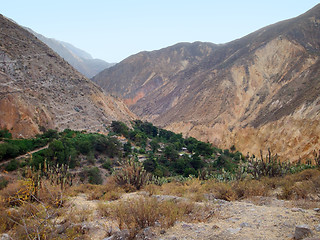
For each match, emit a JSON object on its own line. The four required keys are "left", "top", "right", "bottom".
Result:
{"left": 37, "top": 192, "right": 319, "bottom": 240}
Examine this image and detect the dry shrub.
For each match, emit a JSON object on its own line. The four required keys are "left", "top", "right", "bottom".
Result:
{"left": 97, "top": 201, "right": 111, "bottom": 218}
{"left": 114, "top": 161, "right": 151, "bottom": 191}
{"left": 183, "top": 179, "right": 206, "bottom": 202}
{"left": 292, "top": 181, "right": 314, "bottom": 199}
{"left": 150, "top": 179, "right": 206, "bottom": 201}
{"left": 294, "top": 169, "right": 320, "bottom": 181}
{"left": 109, "top": 196, "right": 160, "bottom": 238}
{"left": 65, "top": 206, "right": 94, "bottom": 224}
{"left": 37, "top": 180, "right": 65, "bottom": 207}
{"left": 233, "top": 180, "right": 268, "bottom": 199}
{"left": 0, "top": 180, "right": 31, "bottom": 207}
{"left": 2, "top": 201, "right": 63, "bottom": 240}
{"left": 104, "top": 196, "right": 212, "bottom": 239}
{"left": 210, "top": 182, "right": 236, "bottom": 201}
{"left": 280, "top": 181, "right": 294, "bottom": 200}
{"left": 143, "top": 184, "right": 161, "bottom": 196}
{"left": 67, "top": 179, "right": 124, "bottom": 201}
{"left": 158, "top": 181, "right": 186, "bottom": 197}
{"left": 313, "top": 175, "right": 320, "bottom": 190}
{"left": 290, "top": 199, "right": 320, "bottom": 209}
{"left": 0, "top": 207, "right": 15, "bottom": 233}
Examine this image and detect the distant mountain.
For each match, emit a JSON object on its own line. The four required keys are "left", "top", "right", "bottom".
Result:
{"left": 26, "top": 28, "right": 115, "bottom": 78}
{"left": 0, "top": 14, "right": 134, "bottom": 138}
{"left": 93, "top": 4, "right": 320, "bottom": 161}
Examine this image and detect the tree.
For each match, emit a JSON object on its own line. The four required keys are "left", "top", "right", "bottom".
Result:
{"left": 111, "top": 121, "right": 129, "bottom": 136}
{"left": 150, "top": 139, "right": 160, "bottom": 153}
{"left": 123, "top": 141, "right": 132, "bottom": 156}
{"left": 164, "top": 145, "right": 179, "bottom": 161}
{"left": 190, "top": 154, "right": 203, "bottom": 170}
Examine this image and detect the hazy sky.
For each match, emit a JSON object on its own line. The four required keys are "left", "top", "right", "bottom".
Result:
{"left": 2, "top": 1, "right": 319, "bottom": 62}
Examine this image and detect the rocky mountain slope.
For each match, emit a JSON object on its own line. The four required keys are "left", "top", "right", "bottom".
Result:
{"left": 93, "top": 4, "right": 320, "bottom": 161}
{"left": 26, "top": 28, "right": 114, "bottom": 78}
{"left": 0, "top": 14, "right": 135, "bottom": 138}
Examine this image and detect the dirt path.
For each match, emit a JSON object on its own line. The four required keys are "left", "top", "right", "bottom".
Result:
{"left": 0, "top": 144, "right": 49, "bottom": 166}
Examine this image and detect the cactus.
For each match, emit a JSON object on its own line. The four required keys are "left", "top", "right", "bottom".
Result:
{"left": 114, "top": 159, "right": 151, "bottom": 190}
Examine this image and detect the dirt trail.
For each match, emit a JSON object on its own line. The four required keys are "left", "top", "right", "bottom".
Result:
{"left": 0, "top": 144, "right": 49, "bottom": 166}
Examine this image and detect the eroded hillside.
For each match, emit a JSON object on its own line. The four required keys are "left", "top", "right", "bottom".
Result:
{"left": 0, "top": 14, "right": 135, "bottom": 138}
{"left": 93, "top": 4, "right": 320, "bottom": 161}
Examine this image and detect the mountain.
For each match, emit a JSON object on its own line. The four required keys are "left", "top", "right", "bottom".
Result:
{"left": 26, "top": 28, "right": 115, "bottom": 78}
{"left": 0, "top": 14, "right": 135, "bottom": 138}
{"left": 92, "top": 4, "right": 320, "bottom": 161}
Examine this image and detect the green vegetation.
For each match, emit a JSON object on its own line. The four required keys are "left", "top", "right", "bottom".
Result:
{"left": 0, "top": 121, "right": 316, "bottom": 186}
{"left": 0, "top": 129, "right": 12, "bottom": 139}
{"left": 0, "top": 130, "right": 54, "bottom": 162}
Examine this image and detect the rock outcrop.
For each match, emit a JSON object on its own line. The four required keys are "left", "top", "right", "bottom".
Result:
{"left": 93, "top": 4, "right": 320, "bottom": 161}
{"left": 0, "top": 14, "right": 135, "bottom": 138}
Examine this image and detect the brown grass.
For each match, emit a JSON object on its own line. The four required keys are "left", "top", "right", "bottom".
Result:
{"left": 67, "top": 178, "right": 125, "bottom": 201}
{"left": 100, "top": 196, "right": 215, "bottom": 239}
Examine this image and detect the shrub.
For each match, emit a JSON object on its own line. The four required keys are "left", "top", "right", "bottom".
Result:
{"left": 0, "top": 177, "right": 8, "bottom": 190}
{"left": 79, "top": 167, "right": 103, "bottom": 185}
{"left": 233, "top": 180, "right": 268, "bottom": 199}
{"left": 105, "top": 196, "right": 213, "bottom": 239}
{"left": 102, "top": 159, "right": 112, "bottom": 171}
{"left": 114, "top": 161, "right": 151, "bottom": 191}
{"left": 5, "top": 159, "right": 19, "bottom": 171}
{"left": 211, "top": 182, "right": 236, "bottom": 201}
{"left": 0, "top": 128, "right": 12, "bottom": 139}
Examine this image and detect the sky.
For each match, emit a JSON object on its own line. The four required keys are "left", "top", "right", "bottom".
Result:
{"left": 1, "top": 1, "right": 319, "bottom": 62}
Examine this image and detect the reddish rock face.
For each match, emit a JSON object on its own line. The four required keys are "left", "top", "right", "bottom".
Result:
{"left": 93, "top": 4, "right": 320, "bottom": 161}
{"left": 0, "top": 15, "right": 135, "bottom": 138}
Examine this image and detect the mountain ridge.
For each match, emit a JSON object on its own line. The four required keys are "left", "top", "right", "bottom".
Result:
{"left": 92, "top": 4, "right": 320, "bottom": 161}
{"left": 25, "top": 28, "right": 115, "bottom": 78}
{"left": 0, "top": 14, "right": 135, "bottom": 138}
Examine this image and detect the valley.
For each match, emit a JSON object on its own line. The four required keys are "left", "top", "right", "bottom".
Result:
{"left": 1, "top": 3, "right": 320, "bottom": 240}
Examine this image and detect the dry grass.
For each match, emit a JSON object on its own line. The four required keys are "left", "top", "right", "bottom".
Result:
{"left": 1, "top": 168, "right": 319, "bottom": 238}
{"left": 100, "top": 195, "right": 215, "bottom": 239}
{"left": 67, "top": 178, "right": 125, "bottom": 201}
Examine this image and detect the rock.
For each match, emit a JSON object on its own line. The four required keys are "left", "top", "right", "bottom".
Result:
{"left": 160, "top": 229, "right": 166, "bottom": 234}
{"left": 1, "top": 234, "right": 10, "bottom": 240}
{"left": 212, "top": 225, "right": 220, "bottom": 230}
{"left": 103, "top": 237, "right": 113, "bottom": 240}
{"left": 203, "top": 193, "right": 216, "bottom": 201}
{"left": 181, "top": 223, "right": 193, "bottom": 229}
{"left": 152, "top": 195, "right": 188, "bottom": 202}
{"left": 135, "top": 227, "right": 154, "bottom": 240}
{"left": 291, "top": 208, "right": 305, "bottom": 213}
{"left": 240, "top": 222, "right": 251, "bottom": 228}
{"left": 227, "top": 228, "right": 241, "bottom": 234}
{"left": 294, "top": 225, "right": 313, "bottom": 239}
{"left": 168, "top": 237, "right": 177, "bottom": 240}
{"left": 106, "top": 230, "right": 130, "bottom": 240}
{"left": 314, "top": 208, "right": 320, "bottom": 212}
{"left": 227, "top": 217, "right": 240, "bottom": 223}
{"left": 315, "top": 224, "right": 320, "bottom": 232}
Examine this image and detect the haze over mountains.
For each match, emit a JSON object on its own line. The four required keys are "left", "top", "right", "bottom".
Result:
{"left": 0, "top": 14, "right": 134, "bottom": 138}
{"left": 26, "top": 28, "right": 115, "bottom": 78}
{"left": 93, "top": 4, "right": 320, "bottom": 161}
